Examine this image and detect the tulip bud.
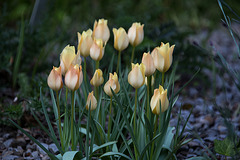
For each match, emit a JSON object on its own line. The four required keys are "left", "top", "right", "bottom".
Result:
{"left": 60, "top": 45, "right": 81, "bottom": 75}
{"left": 113, "top": 27, "right": 129, "bottom": 51}
{"left": 145, "top": 76, "right": 154, "bottom": 86}
{"left": 86, "top": 91, "right": 97, "bottom": 111}
{"left": 128, "top": 22, "right": 144, "bottom": 47}
{"left": 77, "top": 29, "right": 93, "bottom": 57}
{"left": 150, "top": 85, "right": 169, "bottom": 114}
{"left": 104, "top": 72, "right": 120, "bottom": 97}
{"left": 90, "top": 39, "right": 105, "bottom": 61}
{"left": 142, "top": 52, "right": 156, "bottom": 76}
{"left": 65, "top": 65, "right": 83, "bottom": 91}
{"left": 128, "top": 63, "right": 146, "bottom": 89}
{"left": 47, "top": 66, "right": 63, "bottom": 91}
{"left": 93, "top": 19, "right": 110, "bottom": 44}
{"left": 90, "top": 69, "right": 104, "bottom": 86}
{"left": 151, "top": 42, "right": 175, "bottom": 73}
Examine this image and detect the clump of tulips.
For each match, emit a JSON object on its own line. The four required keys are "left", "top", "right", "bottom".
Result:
{"left": 11, "top": 18, "right": 197, "bottom": 160}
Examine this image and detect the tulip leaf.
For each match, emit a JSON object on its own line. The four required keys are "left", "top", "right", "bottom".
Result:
{"left": 100, "top": 151, "right": 131, "bottom": 160}
{"left": 62, "top": 151, "right": 81, "bottom": 160}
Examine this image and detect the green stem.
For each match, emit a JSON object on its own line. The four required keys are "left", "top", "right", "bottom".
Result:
{"left": 86, "top": 109, "right": 91, "bottom": 160}
{"left": 107, "top": 96, "right": 113, "bottom": 140}
{"left": 116, "top": 50, "right": 121, "bottom": 74}
{"left": 95, "top": 60, "right": 99, "bottom": 70}
{"left": 134, "top": 89, "right": 138, "bottom": 159}
{"left": 130, "top": 46, "right": 135, "bottom": 64}
{"left": 150, "top": 116, "right": 158, "bottom": 159}
{"left": 162, "top": 72, "right": 165, "bottom": 86}
{"left": 147, "top": 76, "right": 150, "bottom": 120}
{"left": 56, "top": 91, "right": 64, "bottom": 150}
{"left": 71, "top": 91, "right": 75, "bottom": 150}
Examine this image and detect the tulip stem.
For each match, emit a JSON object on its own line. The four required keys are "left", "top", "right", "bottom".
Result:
{"left": 71, "top": 91, "right": 75, "bottom": 150}
{"left": 96, "top": 60, "right": 99, "bottom": 70}
{"left": 131, "top": 46, "right": 135, "bottom": 64}
{"left": 150, "top": 116, "right": 158, "bottom": 159}
{"left": 134, "top": 89, "right": 138, "bottom": 159}
{"left": 107, "top": 96, "right": 112, "bottom": 140}
{"left": 116, "top": 51, "right": 121, "bottom": 74}
{"left": 147, "top": 76, "right": 151, "bottom": 120}
{"left": 162, "top": 72, "right": 165, "bottom": 86}
{"left": 56, "top": 91, "right": 64, "bottom": 150}
{"left": 84, "top": 57, "right": 87, "bottom": 98}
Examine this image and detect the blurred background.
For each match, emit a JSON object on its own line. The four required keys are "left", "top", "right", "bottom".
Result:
{"left": 0, "top": 0, "right": 240, "bottom": 158}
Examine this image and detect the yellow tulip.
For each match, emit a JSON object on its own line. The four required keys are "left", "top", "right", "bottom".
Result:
{"left": 93, "top": 19, "right": 110, "bottom": 44}
{"left": 141, "top": 52, "right": 156, "bottom": 76}
{"left": 113, "top": 27, "right": 129, "bottom": 51}
{"left": 77, "top": 29, "right": 93, "bottom": 57}
{"left": 150, "top": 85, "right": 169, "bottom": 114}
{"left": 90, "top": 39, "right": 105, "bottom": 61}
{"left": 65, "top": 65, "right": 83, "bottom": 91}
{"left": 128, "top": 63, "right": 146, "bottom": 89}
{"left": 47, "top": 66, "right": 63, "bottom": 91}
{"left": 128, "top": 22, "right": 144, "bottom": 47}
{"left": 60, "top": 45, "right": 81, "bottom": 75}
{"left": 90, "top": 69, "right": 104, "bottom": 86}
{"left": 104, "top": 72, "right": 120, "bottom": 97}
{"left": 86, "top": 91, "right": 97, "bottom": 111}
{"left": 151, "top": 42, "right": 175, "bottom": 73}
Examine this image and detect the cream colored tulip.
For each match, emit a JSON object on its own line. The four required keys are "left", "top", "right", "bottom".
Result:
{"left": 145, "top": 76, "right": 154, "bottom": 86}
{"left": 77, "top": 29, "right": 93, "bottom": 57}
{"left": 150, "top": 85, "right": 169, "bottom": 114}
{"left": 128, "top": 63, "right": 146, "bottom": 89}
{"left": 142, "top": 52, "right": 156, "bottom": 76}
{"left": 90, "top": 39, "right": 105, "bottom": 61}
{"left": 47, "top": 66, "right": 63, "bottom": 91}
{"left": 104, "top": 72, "right": 120, "bottom": 97}
{"left": 60, "top": 45, "right": 81, "bottom": 75}
{"left": 86, "top": 91, "right": 97, "bottom": 111}
{"left": 113, "top": 27, "right": 129, "bottom": 51}
{"left": 65, "top": 65, "right": 83, "bottom": 91}
{"left": 128, "top": 22, "right": 144, "bottom": 47}
{"left": 151, "top": 42, "right": 175, "bottom": 73}
{"left": 90, "top": 69, "right": 104, "bottom": 86}
{"left": 93, "top": 19, "right": 110, "bottom": 44}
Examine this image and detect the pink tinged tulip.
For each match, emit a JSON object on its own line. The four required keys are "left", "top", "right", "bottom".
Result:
{"left": 65, "top": 65, "right": 83, "bottom": 91}
{"left": 142, "top": 52, "right": 156, "bottom": 76}
{"left": 90, "top": 69, "right": 104, "bottom": 87}
{"left": 113, "top": 27, "right": 129, "bottom": 51}
{"left": 47, "top": 66, "right": 63, "bottom": 91}
{"left": 77, "top": 29, "right": 93, "bottom": 57}
{"left": 86, "top": 91, "right": 97, "bottom": 111}
{"left": 90, "top": 39, "right": 105, "bottom": 61}
{"left": 93, "top": 19, "right": 110, "bottom": 44}
{"left": 128, "top": 22, "right": 144, "bottom": 47}
{"left": 104, "top": 72, "right": 120, "bottom": 97}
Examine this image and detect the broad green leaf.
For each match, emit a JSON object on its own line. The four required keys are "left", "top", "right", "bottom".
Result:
{"left": 214, "top": 137, "right": 238, "bottom": 156}
{"left": 100, "top": 152, "right": 131, "bottom": 160}
{"left": 63, "top": 151, "right": 81, "bottom": 160}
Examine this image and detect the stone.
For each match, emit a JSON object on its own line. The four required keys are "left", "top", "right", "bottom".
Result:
{"left": 2, "top": 155, "right": 19, "bottom": 160}
{"left": 3, "top": 138, "right": 14, "bottom": 148}
{"left": 49, "top": 143, "right": 58, "bottom": 154}
{"left": 37, "top": 143, "right": 48, "bottom": 155}
{"left": 31, "top": 151, "right": 39, "bottom": 158}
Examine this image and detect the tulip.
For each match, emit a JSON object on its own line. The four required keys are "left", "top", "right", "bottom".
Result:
{"left": 65, "top": 65, "right": 83, "bottom": 91}
{"left": 104, "top": 72, "right": 120, "bottom": 97}
{"left": 93, "top": 19, "right": 110, "bottom": 44}
{"left": 150, "top": 85, "right": 169, "bottom": 114}
{"left": 128, "top": 63, "right": 146, "bottom": 89}
{"left": 151, "top": 42, "right": 175, "bottom": 73}
{"left": 142, "top": 52, "right": 156, "bottom": 76}
{"left": 90, "top": 69, "right": 104, "bottom": 87}
{"left": 77, "top": 29, "right": 93, "bottom": 57}
{"left": 86, "top": 91, "right": 97, "bottom": 111}
{"left": 128, "top": 22, "right": 144, "bottom": 47}
{"left": 47, "top": 66, "right": 63, "bottom": 91}
{"left": 90, "top": 39, "right": 105, "bottom": 61}
{"left": 60, "top": 45, "right": 81, "bottom": 75}
{"left": 113, "top": 27, "right": 129, "bottom": 51}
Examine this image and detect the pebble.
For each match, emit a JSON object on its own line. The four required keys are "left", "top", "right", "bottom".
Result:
{"left": 49, "top": 143, "right": 58, "bottom": 154}
{"left": 37, "top": 143, "right": 48, "bottom": 155}
{"left": 3, "top": 139, "right": 14, "bottom": 148}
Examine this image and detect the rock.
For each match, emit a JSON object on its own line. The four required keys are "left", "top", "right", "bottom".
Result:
{"left": 49, "top": 143, "right": 58, "bottom": 154}
{"left": 3, "top": 133, "right": 11, "bottom": 139}
{"left": 37, "top": 143, "right": 48, "bottom": 155}
{"left": 31, "top": 151, "right": 39, "bottom": 158}
{"left": 3, "top": 138, "right": 14, "bottom": 148}
{"left": 24, "top": 148, "right": 31, "bottom": 157}
{"left": 2, "top": 155, "right": 19, "bottom": 160}
{"left": 13, "top": 146, "right": 24, "bottom": 156}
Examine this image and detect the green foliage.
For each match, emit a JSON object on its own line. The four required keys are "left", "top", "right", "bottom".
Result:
{"left": 0, "top": 104, "right": 23, "bottom": 125}
{"left": 214, "top": 137, "right": 240, "bottom": 157}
